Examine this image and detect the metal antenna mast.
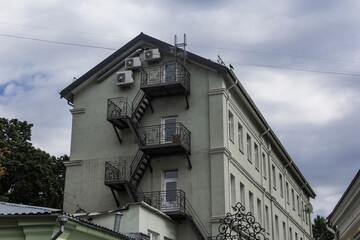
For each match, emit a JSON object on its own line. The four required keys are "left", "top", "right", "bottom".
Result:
{"left": 174, "top": 34, "right": 187, "bottom": 66}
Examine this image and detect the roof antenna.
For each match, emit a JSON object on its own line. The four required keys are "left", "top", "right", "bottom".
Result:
{"left": 218, "top": 55, "right": 234, "bottom": 70}
{"left": 174, "top": 34, "right": 187, "bottom": 66}
{"left": 217, "top": 55, "right": 226, "bottom": 66}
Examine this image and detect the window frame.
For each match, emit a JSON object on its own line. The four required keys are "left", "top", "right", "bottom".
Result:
{"left": 228, "top": 111, "right": 234, "bottom": 142}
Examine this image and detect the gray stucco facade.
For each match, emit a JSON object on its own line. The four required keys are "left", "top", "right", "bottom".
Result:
{"left": 61, "top": 33, "right": 316, "bottom": 240}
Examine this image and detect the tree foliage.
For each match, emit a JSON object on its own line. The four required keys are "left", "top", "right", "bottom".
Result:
{"left": 312, "top": 215, "right": 338, "bottom": 240}
{"left": 0, "top": 118, "right": 67, "bottom": 209}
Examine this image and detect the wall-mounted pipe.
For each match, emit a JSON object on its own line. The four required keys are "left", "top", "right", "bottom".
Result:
{"left": 51, "top": 216, "right": 68, "bottom": 240}
{"left": 113, "top": 211, "right": 123, "bottom": 233}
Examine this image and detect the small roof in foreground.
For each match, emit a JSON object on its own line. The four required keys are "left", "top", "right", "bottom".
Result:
{"left": 0, "top": 202, "right": 62, "bottom": 216}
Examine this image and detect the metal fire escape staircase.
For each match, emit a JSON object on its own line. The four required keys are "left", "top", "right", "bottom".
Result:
{"left": 106, "top": 89, "right": 153, "bottom": 205}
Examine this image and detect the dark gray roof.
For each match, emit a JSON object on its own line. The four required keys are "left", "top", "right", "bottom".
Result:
{"left": 60, "top": 32, "right": 228, "bottom": 102}
{"left": 0, "top": 202, "right": 62, "bottom": 215}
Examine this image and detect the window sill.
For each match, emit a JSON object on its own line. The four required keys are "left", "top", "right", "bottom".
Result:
{"left": 230, "top": 138, "right": 234, "bottom": 144}
{"left": 239, "top": 148, "right": 244, "bottom": 154}
{"left": 255, "top": 167, "right": 259, "bottom": 172}
{"left": 248, "top": 159, "right": 252, "bottom": 164}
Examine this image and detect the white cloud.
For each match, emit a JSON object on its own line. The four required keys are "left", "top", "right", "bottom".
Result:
{"left": 242, "top": 68, "right": 358, "bottom": 126}
{"left": 312, "top": 185, "right": 342, "bottom": 218}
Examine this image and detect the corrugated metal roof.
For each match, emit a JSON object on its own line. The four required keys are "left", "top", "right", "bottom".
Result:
{"left": 0, "top": 202, "right": 62, "bottom": 215}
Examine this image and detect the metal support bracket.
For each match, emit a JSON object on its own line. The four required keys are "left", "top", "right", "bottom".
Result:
{"left": 112, "top": 124, "right": 122, "bottom": 144}
{"left": 110, "top": 188, "right": 120, "bottom": 208}
{"left": 185, "top": 153, "right": 192, "bottom": 169}
{"left": 185, "top": 93, "right": 189, "bottom": 110}
{"left": 149, "top": 101, "right": 154, "bottom": 113}
{"left": 148, "top": 158, "right": 153, "bottom": 173}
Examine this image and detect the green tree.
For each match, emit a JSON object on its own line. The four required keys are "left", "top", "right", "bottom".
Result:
{"left": 313, "top": 215, "right": 338, "bottom": 240}
{"left": 0, "top": 118, "right": 67, "bottom": 209}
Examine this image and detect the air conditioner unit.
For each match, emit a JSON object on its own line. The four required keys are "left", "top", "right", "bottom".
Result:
{"left": 144, "top": 49, "right": 161, "bottom": 62}
{"left": 116, "top": 70, "right": 134, "bottom": 86}
{"left": 125, "top": 57, "right": 141, "bottom": 69}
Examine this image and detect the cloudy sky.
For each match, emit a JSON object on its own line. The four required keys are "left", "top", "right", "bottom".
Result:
{"left": 1, "top": 0, "right": 359, "bottom": 220}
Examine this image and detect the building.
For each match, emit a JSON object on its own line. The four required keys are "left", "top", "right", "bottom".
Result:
{"left": 60, "top": 33, "right": 316, "bottom": 240}
{"left": 0, "top": 202, "right": 133, "bottom": 240}
{"left": 328, "top": 169, "right": 360, "bottom": 240}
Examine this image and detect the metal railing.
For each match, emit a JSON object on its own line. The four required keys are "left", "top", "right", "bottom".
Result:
{"left": 138, "top": 122, "right": 191, "bottom": 153}
{"left": 130, "top": 150, "right": 146, "bottom": 180}
{"left": 138, "top": 190, "right": 186, "bottom": 213}
{"left": 132, "top": 89, "right": 147, "bottom": 114}
{"left": 141, "top": 62, "right": 190, "bottom": 93}
{"left": 138, "top": 190, "right": 210, "bottom": 239}
{"left": 105, "top": 161, "right": 127, "bottom": 183}
{"left": 107, "top": 97, "right": 131, "bottom": 120}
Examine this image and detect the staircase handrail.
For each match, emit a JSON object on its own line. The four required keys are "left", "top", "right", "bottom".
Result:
{"left": 131, "top": 89, "right": 146, "bottom": 114}
{"left": 184, "top": 197, "right": 211, "bottom": 239}
{"left": 130, "top": 150, "right": 147, "bottom": 181}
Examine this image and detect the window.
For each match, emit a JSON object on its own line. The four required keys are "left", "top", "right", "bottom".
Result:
{"left": 306, "top": 212, "right": 308, "bottom": 225}
{"left": 286, "top": 182, "right": 289, "bottom": 204}
{"left": 262, "top": 153, "right": 267, "bottom": 179}
{"left": 297, "top": 195, "right": 300, "bottom": 215}
{"left": 282, "top": 222, "right": 286, "bottom": 240}
{"left": 231, "top": 174, "right": 236, "bottom": 206}
{"left": 295, "top": 232, "right": 298, "bottom": 240}
{"left": 240, "top": 182, "right": 245, "bottom": 205}
{"left": 272, "top": 165, "right": 276, "bottom": 189}
{"left": 228, "top": 112, "right": 234, "bottom": 142}
{"left": 148, "top": 230, "right": 160, "bottom": 240}
{"left": 289, "top": 227, "right": 293, "bottom": 240}
{"left": 247, "top": 135, "right": 252, "bottom": 162}
{"left": 254, "top": 143, "right": 259, "bottom": 170}
{"left": 257, "top": 198, "right": 262, "bottom": 222}
{"left": 238, "top": 123, "right": 244, "bottom": 152}
{"left": 265, "top": 205, "right": 269, "bottom": 232}
{"left": 275, "top": 215, "right": 279, "bottom": 240}
{"left": 302, "top": 201, "right": 305, "bottom": 221}
{"left": 292, "top": 189, "right": 295, "bottom": 210}
{"left": 164, "top": 170, "right": 178, "bottom": 204}
{"left": 162, "top": 117, "right": 177, "bottom": 143}
{"left": 249, "top": 191, "right": 254, "bottom": 213}
{"left": 279, "top": 174, "right": 284, "bottom": 197}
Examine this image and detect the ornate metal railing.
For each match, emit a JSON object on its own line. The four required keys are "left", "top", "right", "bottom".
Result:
{"left": 138, "top": 190, "right": 186, "bottom": 213}
{"left": 216, "top": 202, "right": 269, "bottom": 240}
{"left": 105, "top": 161, "right": 126, "bottom": 183}
{"left": 107, "top": 97, "right": 131, "bottom": 120}
{"left": 141, "top": 62, "right": 190, "bottom": 93}
{"left": 138, "top": 122, "right": 191, "bottom": 153}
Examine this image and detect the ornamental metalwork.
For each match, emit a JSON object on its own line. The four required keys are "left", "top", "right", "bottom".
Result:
{"left": 141, "top": 62, "right": 190, "bottom": 94}
{"left": 216, "top": 202, "right": 269, "bottom": 240}
{"left": 138, "top": 190, "right": 186, "bottom": 213}
{"left": 105, "top": 161, "right": 126, "bottom": 183}
{"left": 107, "top": 97, "right": 131, "bottom": 120}
{"left": 138, "top": 122, "right": 191, "bottom": 153}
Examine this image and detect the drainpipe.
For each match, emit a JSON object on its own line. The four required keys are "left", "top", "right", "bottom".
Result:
{"left": 326, "top": 225, "right": 337, "bottom": 240}
{"left": 113, "top": 211, "right": 123, "bottom": 233}
{"left": 51, "top": 216, "right": 68, "bottom": 240}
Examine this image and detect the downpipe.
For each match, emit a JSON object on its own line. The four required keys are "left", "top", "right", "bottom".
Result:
{"left": 51, "top": 216, "right": 68, "bottom": 240}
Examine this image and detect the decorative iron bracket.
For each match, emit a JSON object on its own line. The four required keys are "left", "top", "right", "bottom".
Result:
{"left": 216, "top": 202, "right": 269, "bottom": 240}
